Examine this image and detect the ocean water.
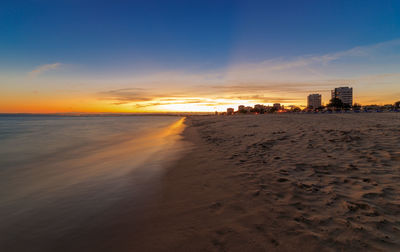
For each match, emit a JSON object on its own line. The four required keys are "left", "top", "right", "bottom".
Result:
{"left": 0, "top": 115, "right": 187, "bottom": 251}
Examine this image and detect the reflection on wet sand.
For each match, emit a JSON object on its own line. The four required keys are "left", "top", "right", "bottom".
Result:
{"left": 0, "top": 116, "right": 187, "bottom": 252}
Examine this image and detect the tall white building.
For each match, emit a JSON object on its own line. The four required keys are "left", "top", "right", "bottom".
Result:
{"left": 331, "top": 87, "right": 353, "bottom": 106}
{"left": 307, "top": 94, "right": 322, "bottom": 109}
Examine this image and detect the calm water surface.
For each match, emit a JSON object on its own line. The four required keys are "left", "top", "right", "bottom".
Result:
{"left": 0, "top": 115, "right": 187, "bottom": 251}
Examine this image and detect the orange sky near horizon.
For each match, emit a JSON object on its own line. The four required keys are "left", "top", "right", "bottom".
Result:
{"left": 1, "top": 90, "right": 398, "bottom": 114}
{"left": 1, "top": 39, "right": 399, "bottom": 114}
{"left": 1, "top": 1, "right": 400, "bottom": 114}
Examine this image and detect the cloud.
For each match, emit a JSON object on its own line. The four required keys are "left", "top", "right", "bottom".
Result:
{"left": 208, "top": 82, "right": 334, "bottom": 93}
{"left": 221, "top": 95, "right": 302, "bottom": 103}
{"left": 98, "top": 88, "right": 153, "bottom": 105}
{"left": 98, "top": 85, "right": 305, "bottom": 110}
{"left": 225, "top": 38, "right": 400, "bottom": 83}
{"left": 97, "top": 88, "right": 193, "bottom": 105}
{"left": 29, "top": 63, "right": 62, "bottom": 77}
{"left": 94, "top": 39, "right": 400, "bottom": 109}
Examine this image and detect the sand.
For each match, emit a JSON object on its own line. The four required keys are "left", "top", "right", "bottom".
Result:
{"left": 130, "top": 113, "right": 400, "bottom": 252}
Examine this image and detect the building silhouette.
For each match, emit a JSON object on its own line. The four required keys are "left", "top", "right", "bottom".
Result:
{"left": 331, "top": 87, "right": 353, "bottom": 106}
{"left": 273, "top": 103, "right": 281, "bottom": 110}
{"left": 307, "top": 94, "right": 322, "bottom": 109}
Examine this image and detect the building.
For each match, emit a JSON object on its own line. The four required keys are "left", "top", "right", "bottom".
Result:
{"left": 307, "top": 94, "right": 322, "bottom": 109}
{"left": 273, "top": 103, "right": 281, "bottom": 110}
{"left": 254, "top": 104, "right": 264, "bottom": 110}
{"left": 254, "top": 104, "right": 265, "bottom": 113}
{"left": 238, "top": 105, "right": 253, "bottom": 113}
{"left": 227, "top": 108, "right": 234, "bottom": 115}
{"left": 331, "top": 87, "right": 353, "bottom": 106}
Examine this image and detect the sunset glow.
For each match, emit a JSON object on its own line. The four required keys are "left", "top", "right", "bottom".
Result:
{"left": 1, "top": 1, "right": 399, "bottom": 113}
{"left": 1, "top": 1, "right": 400, "bottom": 251}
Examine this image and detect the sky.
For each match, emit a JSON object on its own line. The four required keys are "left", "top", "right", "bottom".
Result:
{"left": 1, "top": 0, "right": 400, "bottom": 113}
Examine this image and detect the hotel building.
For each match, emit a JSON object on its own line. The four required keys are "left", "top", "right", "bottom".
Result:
{"left": 331, "top": 87, "right": 353, "bottom": 106}
{"left": 307, "top": 94, "right": 322, "bottom": 109}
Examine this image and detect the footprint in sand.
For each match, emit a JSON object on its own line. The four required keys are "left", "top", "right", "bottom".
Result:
{"left": 277, "top": 178, "right": 289, "bottom": 182}
{"left": 210, "top": 202, "right": 222, "bottom": 210}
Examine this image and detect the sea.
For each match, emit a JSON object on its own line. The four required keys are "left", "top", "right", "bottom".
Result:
{"left": 0, "top": 115, "right": 188, "bottom": 251}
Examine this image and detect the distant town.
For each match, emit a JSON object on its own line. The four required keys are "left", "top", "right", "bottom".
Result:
{"left": 222, "top": 86, "right": 400, "bottom": 115}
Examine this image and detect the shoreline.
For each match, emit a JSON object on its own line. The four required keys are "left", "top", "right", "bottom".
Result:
{"left": 4, "top": 113, "right": 397, "bottom": 251}
{"left": 130, "top": 113, "right": 400, "bottom": 251}
{"left": 0, "top": 116, "right": 188, "bottom": 252}
{"left": 127, "top": 116, "right": 249, "bottom": 251}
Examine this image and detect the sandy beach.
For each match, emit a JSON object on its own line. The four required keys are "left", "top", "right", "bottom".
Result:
{"left": 130, "top": 113, "right": 400, "bottom": 251}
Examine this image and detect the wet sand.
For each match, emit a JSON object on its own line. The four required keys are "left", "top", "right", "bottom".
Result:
{"left": 132, "top": 113, "right": 400, "bottom": 251}
{"left": 0, "top": 116, "right": 188, "bottom": 252}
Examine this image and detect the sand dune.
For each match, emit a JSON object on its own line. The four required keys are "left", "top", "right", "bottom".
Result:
{"left": 130, "top": 113, "right": 400, "bottom": 251}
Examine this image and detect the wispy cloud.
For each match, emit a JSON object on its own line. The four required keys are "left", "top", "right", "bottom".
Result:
{"left": 225, "top": 38, "right": 400, "bottom": 83}
{"left": 94, "top": 39, "right": 400, "bottom": 109}
{"left": 94, "top": 39, "right": 400, "bottom": 92}
{"left": 97, "top": 88, "right": 194, "bottom": 105}
{"left": 97, "top": 85, "right": 304, "bottom": 110}
{"left": 98, "top": 88, "right": 151, "bottom": 105}
{"left": 29, "top": 63, "right": 62, "bottom": 77}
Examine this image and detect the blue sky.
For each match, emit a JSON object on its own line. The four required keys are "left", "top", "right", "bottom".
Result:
{"left": 1, "top": 0, "right": 400, "bottom": 112}
{"left": 1, "top": 1, "right": 235, "bottom": 72}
